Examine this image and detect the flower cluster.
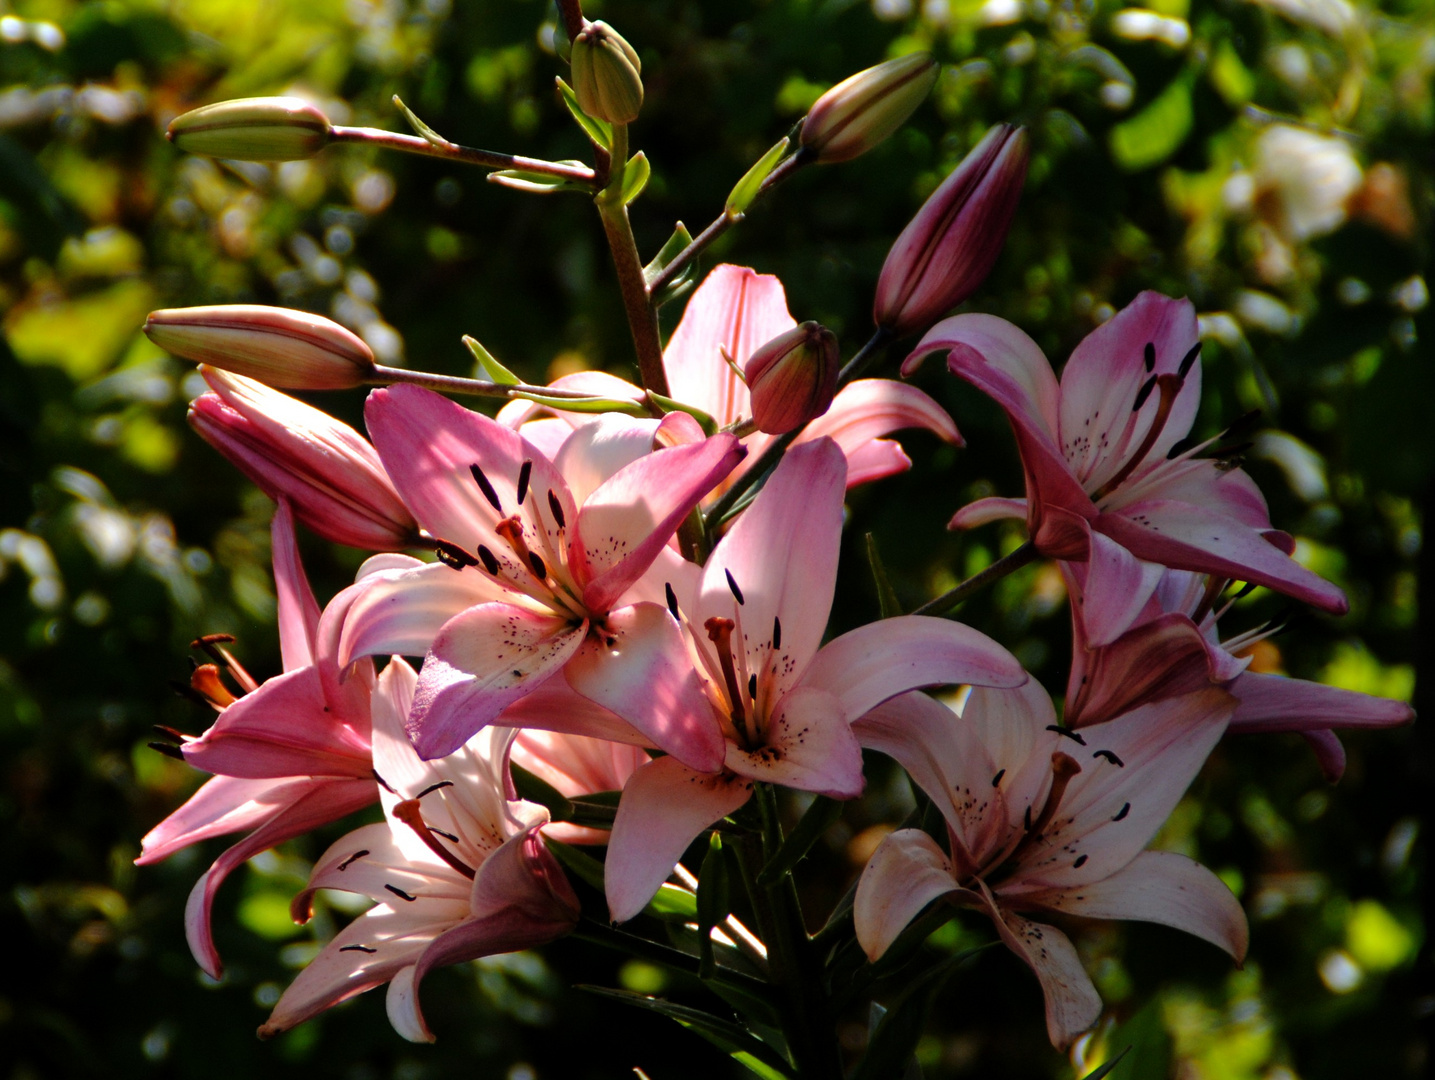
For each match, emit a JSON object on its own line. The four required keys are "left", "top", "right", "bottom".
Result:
{"left": 137, "top": 26, "right": 1411, "bottom": 1074}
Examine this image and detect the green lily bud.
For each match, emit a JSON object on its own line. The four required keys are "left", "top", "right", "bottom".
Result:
{"left": 799, "top": 53, "right": 938, "bottom": 164}
{"left": 145, "top": 305, "right": 376, "bottom": 390}
{"left": 745, "top": 321, "right": 840, "bottom": 434}
{"left": 569, "top": 21, "right": 643, "bottom": 125}
{"left": 167, "top": 97, "right": 333, "bottom": 161}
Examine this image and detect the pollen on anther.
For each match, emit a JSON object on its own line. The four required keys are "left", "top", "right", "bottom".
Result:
{"left": 772, "top": 617, "right": 781, "bottom": 650}
{"left": 1093, "top": 748, "right": 1124, "bottom": 767}
{"left": 1143, "top": 341, "right": 1156, "bottom": 372}
{"left": 748, "top": 673, "right": 757, "bottom": 700}
{"left": 1073, "top": 854, "right": 1088, "bottom": 869}
{"left": 725, "top": 569, "right": 745, "bottom": 605}
{"left": 477, "top": 545, "right": 501, "bottom": 576}
{"left": 470, "top": 464, "right": 502, "bottom": 511}
{"left": 516, "top": 460, "right": 532, "bottom": 505}
{"left": 665, "top": 582, "right": 679, "bottom": 620}
{"left": 547, "top": 490, "right": 566, "bottom": 529}
{"left": 1133, "top": 374, "right": 1158, "bottom": 410}
{"left": 337, "top": 849, "right": 370, "bottom": 871}
{"left": 1113, "top": 802, "right": 1131, "bottom": 821}
{"left": 992, "top": 768, "right": 1006, "bottom": 787}
{"left": 416, "top": 780, "right": 455, "bottom": 798}
{"left": 340, "top": 944, "right": 378, "bottom": 953}
{"left": 529, "top": 552, "right": 548, "bottom": 580}
{"left": 1178, "top": 342, "right": 1201, "bottom": 378}
{"left": 384, "top": 884, "right": 418, "bottom": 902}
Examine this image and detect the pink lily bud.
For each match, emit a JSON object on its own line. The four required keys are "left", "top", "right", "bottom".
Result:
{"left": 167, "top": 97, "right": 333, "bottom": 161}
{"left": 744, "top": 321, "right": 839, "bottom": 434}
{"left": 874, "top": 123, "right": 1029, "bottom": 337}
{"left": 146, "top": 305, "right": 376, "bottom": 391}
{"left": 800, "top": 53, "right": 939, "bottom": 165}
{"left": 188, "top": 367, "right": 418, "bottom": 550}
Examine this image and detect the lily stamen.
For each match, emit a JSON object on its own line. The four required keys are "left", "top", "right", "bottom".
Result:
{"left": 1091, "top": 373, "right": 1184, "bottom": 502}
{"left": 391, "top": 798, "right": 477, "bottom": 880}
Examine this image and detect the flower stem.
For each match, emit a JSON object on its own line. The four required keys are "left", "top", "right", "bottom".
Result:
{"left": 329, "top": 126, "right": 596, "bottom": 184}
{"left": 646, "top": 150, "right": 812, "bottom": 299}
{"left": 836, "top": 325, "right": 896, "bottom": 385}
{"left": 911, "top": 540, "right": 1039, "bottom": 616}
{"left": 555, "top": 0, "right": 586, "bottom": 39}
{"left": 740, "top": 784, "right": 842, "bottom": 1080}
{"left": 369, "top": 364, "right": 634, "bottom": 404}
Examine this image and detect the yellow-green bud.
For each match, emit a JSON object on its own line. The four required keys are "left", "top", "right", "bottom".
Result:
{"left": 167, "top": 97, "right": 333, "bottom": 162}
{"left": 799, "top": 53, "right": 938, "bottom": 164}
{"left": 570, "top": 21, "right": 643, "bottom": 125}
{"left": 145, "top": 305, "right": 376, "bottom": 390}
{"left": 745, "top": 321, "right": 840, "bottom": 434}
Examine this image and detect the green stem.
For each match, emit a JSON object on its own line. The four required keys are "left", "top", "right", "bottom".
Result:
{"left": 329, "top": 126, "right": 596, "bottom": 184}
{"left": 369, "top": 364, "right": 629, "bottom": 403}
{"left": 646, "top": 150, "right": 813, "bottom": 298}
{"left": 911, "top": 540, "right": 1039, "bottom": 616}
{"left": 742, "top": 785, "right": 841, "bottom": 1080}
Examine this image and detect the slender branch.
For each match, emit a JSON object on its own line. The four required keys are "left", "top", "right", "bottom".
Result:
{"left": 836, "top": 325, "right": 896, "bottom": 385}
{"left": 646, "top": 150, "right": 814, "bottom": 297}
{"left": 369, "top": 364, "right": 631, "bottom": 403}
{"left": 330, "top": 126, "right": 596, "bottom": 184}
{"left": 911, "top": 540, "right": 1039, "bottom": 616}
{"left": 595, "top": 124, "right": 670, "bottom": 396}
{"left": 555, "top": 0, "right": 586, "bottom": 40}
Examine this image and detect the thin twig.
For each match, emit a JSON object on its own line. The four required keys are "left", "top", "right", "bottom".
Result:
{"left": 911, "top": 541, "right": 1039, "bottom": 616}
{"left": 330, "top": 126, "right": 596, "bottom": 184}
{"left": 370, "top": 364, "right": 631, "bottom": 403}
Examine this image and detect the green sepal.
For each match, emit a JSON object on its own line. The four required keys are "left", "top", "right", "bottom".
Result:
{"left": 509, "top": 389, "right": 648, "bottom": 416}
{"left": 392, "top": 94, "right": 446, "bottom": 146}
{"left": 488, "top": 165, "right": 591, "bottom": 195}
{"left": 725, "top": 137, "right": 789, "bottom": 218}
{"left": 643, "top": 221, "right": 699, "bottom": 308}
{"left": 620, "top": 151, "right": 651, "bottom": 205}
{"left": 543, "top": 837, "right": 606, "bottom": 890}
{"left": 865, "top": 533, "right": 904, "bottom": 618}
{"left": 756, "top": 795, "right": 842, "bottom": 886}
{"left": 646, "top": 392, "right": 719, "bottom": 435}
{"left": 463, "top": 335, "right": 520, "bottom": 385}
{"left": 577, "top": 987, "right": 794, "bottom": 1079}
{"left": 556, "top": 77, "right": 613, "bottom": 150}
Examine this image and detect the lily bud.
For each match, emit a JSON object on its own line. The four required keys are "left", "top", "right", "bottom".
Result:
{"left": 744, "top": 321, "right": 839, "bottom": 434}
{"left": 167, "top": 97, "right": 333, "bottom": 161}
{"left": 147, "top": 306, "right": 376, "bottom": 390}
{"left": 188, "top": 367, "right": 418, "bottom": 550}
{"left": 874, "top": 123, "right": 1029, "bottom": 338}
{"left": 569, "top": 21, "right": 643, "bottom": 125}
{"left": 800, "top": 53, "right": 938, "bottom": 165}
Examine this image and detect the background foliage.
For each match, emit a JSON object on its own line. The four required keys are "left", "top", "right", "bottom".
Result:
{"left": 1, "top": 0, "right": 1430, "bottom": 1077}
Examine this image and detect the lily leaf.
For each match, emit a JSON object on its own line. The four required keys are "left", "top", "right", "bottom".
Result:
{"left": 555, "top": 77, "right": 612, "bottom": 151}
{"left": 1080, "top": 1048, "right": 1132, "bottom": 1080}
{"left": 509, "top": 389, "right": 649, "bottom": 416}
{"left": 757, "top": 796, "right": 842, "bottom": 885}
{"left": 392, "top": 95, "right": 447, "bottom": 146}
{"left": 644, "top": 221, "right": 699, "bottom": 308}
{"left": 1109, "top": 70, "right": 1194, "bottom": 172}
{"left": 646, "top": 882, "right": 699, "bottom": 920}
{"left": 488, "top": 166, "right": 590, "bottom": 195}
{"left": 621, "top": 151, "right": 651, "bottom": 205}
{"left": 646, "top": 392, "right": 719, "bottom": 435}
{"left": 849, "top": 951, "right": 970, "bottom": 1080}
{"left": 865, "top": 532, "right": 904, "bottom": 617}
{"left": 726, "top": 137, "right": 789, "bottom": 218}
{"left": 578, "top": 986, "right": 794, "bottom": 1079}
{"left": 544, "top": 837, "right": 606, "bottom": 891}
{"left": 463, "top": 335, "right": 521, "bottom": 386}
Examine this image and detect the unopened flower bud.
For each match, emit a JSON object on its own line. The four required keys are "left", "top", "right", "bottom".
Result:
{"left": 189, "top": 368, "right": 417, "bottom": 550}
{"left": 800, "top": 53, "right": 938, "bottom": 165}
{"left": 167, "top": 97, "right": 333, "bottom": 161}
{"left": 875, "top": 124, "right": 1029, "bottom": 338}
{"left": 569, "top": 21, "right": 643, "bottom": 125}
{"left": 146, "top": 306, "right": 376, "bottom": 390}
{"left": 744, "top": 322, "right": 839, "bottom": 434}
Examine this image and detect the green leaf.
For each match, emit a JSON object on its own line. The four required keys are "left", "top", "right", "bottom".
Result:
{"left": 865, "top": 533, "right": 904, "bottom": 618}
{"left": 1108, "top": 71, "right": 1193, "bottom": 171}
{"left": 646, "top": 392, "right": 719, "bottom": 435}
{"left": 463, "top": 335, "right": 521, "bottom": 385}
{"left": 1208, "top": 40, "right": 1254, "bottom": 107}
{"left": 644, "top": 222, "right": 694, "bottom": 284}
{"left": 697, "top": 834, "right": 732, "bottom": 976}
{"left": 725, "top": 137, "right": 789, "bottom": 218}
{"left": 1080, "top": 1046, "right": 1132, "bottom": 1080}
{"left": 392, "top": 94, "right": 446, "bottom": 146}
{"left": 578, "top": 987, "right": 794, "bottom": 1078}
{"left": 509, "top": 762, "right": 575, "bottom": 819}
{"left": 1091, "top": 998, "right": 1164, "bottom": 1079}
{"left": 509, "top": 389, "right": 648, "bottom": 416}
{"left": 646, "top": 883, "right": 699, "bottom": 920}
{"left": 544, "top": 838, "right": 606, "bottom": 891}
{"left": 488, "top": 167, "right": 589, "bottom": 194}
{"left": 555, "top": 76, "right": 612, "bottom": 150}
{"left": 757, "top": 796, "right": 842, "bottom": 885}
{"left": 0, "top": 135, "right": 84, "bottom": 261}
{"left": 849, "top": 952, "right": 969, "bottom": 1080}
{"left": 621, "top": 151, "right": 651, "bottom": 205}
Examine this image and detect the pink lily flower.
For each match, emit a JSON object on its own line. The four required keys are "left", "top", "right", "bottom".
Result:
{"left": 327, "top": 384, "right": 744, "bottom": 766}
{"left": 189, "top": 367, "right": 418, "bottom": 551}
{"left": 511, "top": 729, "right": 646, "bottom": 844}
{"left": 136, "top": 500, "right": 378, "bottom": 978}
{"left": 853, "top": 680, "right": 1246, "bottom": 1049}
{"left": 496, "top": 264, "right": 963, "bottom": 493}
{"left": 905, "top": 291, "right": 1347, "bottom": 641}
{"left": 259, "top": 658, "right": 579, "bottom": 1043}
{"left": 604, "top": 438, "right": 1027, "bottom": 922}
{"left": 1063, "top": 564, "right": 1413, "bottom": 780}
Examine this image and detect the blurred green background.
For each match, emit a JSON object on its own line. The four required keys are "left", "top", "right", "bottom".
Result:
{"left": 1, "top": 0, "right": 1429, "bottom": 1077}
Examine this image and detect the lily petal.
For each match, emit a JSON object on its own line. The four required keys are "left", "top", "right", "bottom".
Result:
{"left": 725, "top": 685, "right": 865, "bottom": 797}
{"left": 1077, "top": 530, "right": 1164, "bottom": 647}
{"left": 605, "top": 756, "right": 753, "bottom": 923}
{"left": 564, "top": 602, "right": 726, "bottom": 771}
{"left": 1228, "top": 671, "right": 1415, "bottom": 734}
{"left": 799, "top": 615, "right": 1026, "bottom": 722}
{"left": 853, "top": 828, "right": 957, "bottom": 960}
{"left": 950, "top": 496, "right": 1028, "bottom": 530}
{"left": 1025, "top": 850, "right": 1248, "bottom": 964}
{"left": 272, "top": 498, "right": 320, "bottom": 671}
{"left": 408, "top": 604, "right": 587, "bottom": 760}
